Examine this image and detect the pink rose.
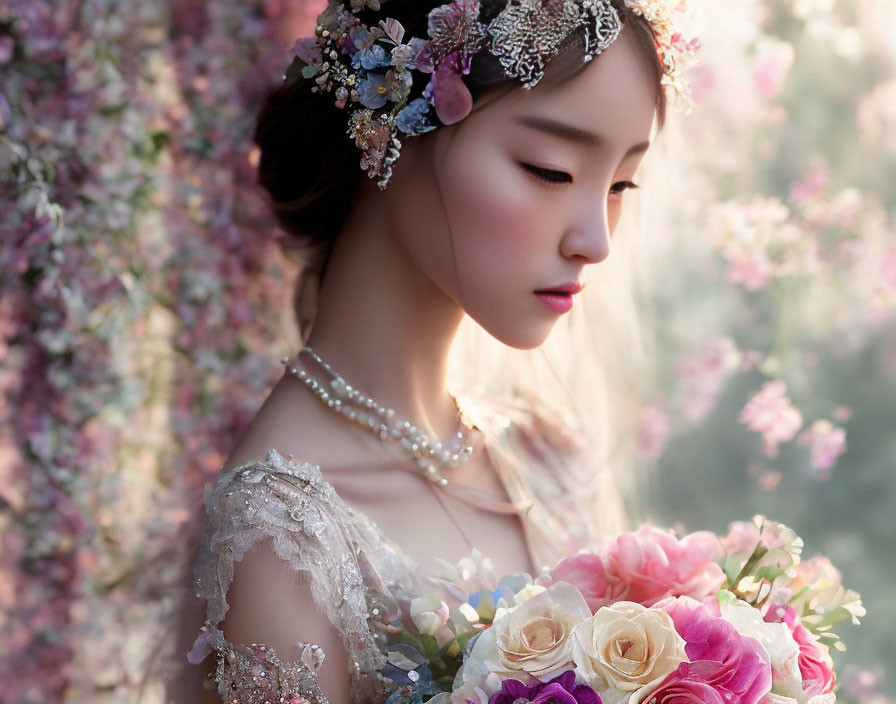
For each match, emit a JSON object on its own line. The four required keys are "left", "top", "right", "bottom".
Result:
{"left": 632, "top": 663, "right": 730, "bottom": 703}
{"left": 654, "top": 596, "right": 772, "bottom": 704}
{"left": 535, "top": 552, "right": 624, "bottom": 612}
{"left": 778, "top": 607, "right": 836, "bottom": 697}
{"left": 603, "top": 525, "right": 726, "bottom": 607}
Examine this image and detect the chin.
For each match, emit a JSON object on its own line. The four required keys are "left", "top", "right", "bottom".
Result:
{"left": 477, "top": 318, "right": 555, "bottom": 350}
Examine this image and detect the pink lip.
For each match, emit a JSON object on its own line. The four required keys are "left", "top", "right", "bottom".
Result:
{"left": 534, "top": 291, "right": 574, "bottom": 314}
{"left": 535, "top": 281, "right": 583, "bottom": 295}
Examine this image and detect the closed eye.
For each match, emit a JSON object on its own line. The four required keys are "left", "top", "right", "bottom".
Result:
{"left": 521, "top": 163, "right": 571, "bottom": 184}
{"left": 609, "top": 180, "right": 640, "bottom": 195}
{"left": 521, "top": 163, "right": 640, "bottom": 195}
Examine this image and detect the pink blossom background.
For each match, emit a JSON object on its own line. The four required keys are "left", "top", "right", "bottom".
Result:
{"left": 1, "top": 0, "right": 894, "bottom": 701}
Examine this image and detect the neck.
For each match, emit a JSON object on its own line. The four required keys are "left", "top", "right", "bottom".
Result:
{"left": 302, "top": 190, "right": 466, "bottom": 441}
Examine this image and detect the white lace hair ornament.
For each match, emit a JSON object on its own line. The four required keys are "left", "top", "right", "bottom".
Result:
{"left": 290, "top": 0, "right": 698, "bottom": 189}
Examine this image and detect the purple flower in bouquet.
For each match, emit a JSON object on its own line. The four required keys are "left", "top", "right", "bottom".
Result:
{"left": 654, "top": 596, "right": 771, "bottom": 704}
{"left": 488, "top": 669, "right": 602, "bottom": 704}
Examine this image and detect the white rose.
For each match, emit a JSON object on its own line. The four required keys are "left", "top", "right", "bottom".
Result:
{"left": 719, "top": 599, "right": 805, "bottom": 701}
{"left": 720, "top": 600, "right": 799, "bottom": 671}
{"left": 512, "top": 583, "right": 547, "bottom": 606}
{"left": 428, "top": 672, "right": 502, "bottom": 704}
{"left": 571, "top": 601, "right": 688, "bottom": 703}
{"left": 463, "top": 580, "right": 591, "bottom": 682}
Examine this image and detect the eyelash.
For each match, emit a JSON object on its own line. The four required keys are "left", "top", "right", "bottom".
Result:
{"left": 521, "top": 163, "right": 640, "bottom": 195}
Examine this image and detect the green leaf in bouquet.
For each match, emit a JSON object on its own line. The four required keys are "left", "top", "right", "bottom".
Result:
{"left": 717, "top": 589, "right": 740, "bottom": 607}
{"left": 393, "top": 630, "right": 426, "bottom": 653}
{"left": 723, "top": 555, "right": 744, "bottom": 586}
{"left": 433, "top": 675, "right": 456, "bottom": 692}
{"left": 816, "top": 630, "right": 845, "bottom": 652}
{"left": 753, "top": 564, "right": 789, "bottom": 583}
{"left": 455, "top": 630, "right": 475, "bottom": 651}
{"left": 800, "top": 600, "right": 864, "bottom": 636}
{"left": 443, "top": 639, "right": 460, "bottom": 659}
{"left": 418, "top": 633, "right": 439, "bottom": 658}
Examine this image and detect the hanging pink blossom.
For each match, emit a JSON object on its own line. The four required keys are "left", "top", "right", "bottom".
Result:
{"left": 738, "top": 380, "right": 803, "bottom": 458}
{"left": 797, "top": 420, "right": 847, "bottom": 475}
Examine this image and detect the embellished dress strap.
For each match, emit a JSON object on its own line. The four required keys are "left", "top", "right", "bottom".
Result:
{"left": 191, "top": 448, "right": 392, "bottom": 702}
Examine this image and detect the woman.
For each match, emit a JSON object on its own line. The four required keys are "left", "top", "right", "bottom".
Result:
{"left": 175, "top": 0, "right": 691, "bottom": 701}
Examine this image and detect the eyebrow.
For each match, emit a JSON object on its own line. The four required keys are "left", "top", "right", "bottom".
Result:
{"left": 514, "top": 115, "right": 651, "bottom": 158}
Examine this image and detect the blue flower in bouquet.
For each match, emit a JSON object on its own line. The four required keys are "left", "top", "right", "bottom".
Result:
{"left": 468, "top": 586, "right": 502, "bottom": 610}
{"left": 488, "top": 669, "right": 602, "bottom": 704}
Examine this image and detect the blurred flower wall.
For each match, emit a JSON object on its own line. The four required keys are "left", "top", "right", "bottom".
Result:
{"left": 0, "top": 0, "right": 893, "bottom": 701}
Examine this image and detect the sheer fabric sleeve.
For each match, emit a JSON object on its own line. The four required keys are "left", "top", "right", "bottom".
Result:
{"left": 471, "top": 392, "right": 628, "bottom": 567}
{"left": 189, "top": 449, "right": 389, "bottom": 703}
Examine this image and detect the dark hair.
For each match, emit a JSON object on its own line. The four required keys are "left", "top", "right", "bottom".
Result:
{"left": 254, "top": 0, "right": 667, "bottom": 256}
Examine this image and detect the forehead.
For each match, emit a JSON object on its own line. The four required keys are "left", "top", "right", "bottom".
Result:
{"left": 468, "top": 27, "right": 658, "bottom": 151}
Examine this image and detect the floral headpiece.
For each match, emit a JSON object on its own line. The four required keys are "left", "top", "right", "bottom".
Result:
{"left": 290, "top": 0, "right": 697, "bottom": 189}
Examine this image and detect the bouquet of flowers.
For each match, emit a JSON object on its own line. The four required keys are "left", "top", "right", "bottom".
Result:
{"left": 377, "top": 516, "right": 864, "bottom": 704}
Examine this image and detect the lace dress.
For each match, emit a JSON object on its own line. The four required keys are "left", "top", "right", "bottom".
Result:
{"left": 187, "top": 394, "right": 625, "bottom": 703}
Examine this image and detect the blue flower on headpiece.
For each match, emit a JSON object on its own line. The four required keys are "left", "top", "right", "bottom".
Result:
{"left": 350, "top": 27, "right": 389, "bottom": 70}
{"left": 396, "top": 98, "right": 436, "bottom": 135}
{"left": 357, "top": 72, "right": 390, "bottom": 109}
{"left": 358, "top": 69, "right": 412, "bottom": 109}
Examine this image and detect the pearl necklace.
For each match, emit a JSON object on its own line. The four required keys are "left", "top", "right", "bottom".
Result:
{"left": 282, "top": 345, "right": 476, "bottom": 488}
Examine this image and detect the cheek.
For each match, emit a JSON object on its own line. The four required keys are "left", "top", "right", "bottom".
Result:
{"left": 435, "top": 141, "right": 551, "bottom": 296}
{"left": 608, "top": 202, "right": 622, "bottom": 234}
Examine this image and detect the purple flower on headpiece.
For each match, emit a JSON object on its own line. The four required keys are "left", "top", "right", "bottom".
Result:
{"left": 350, "top": 26, "right": 389, "bottom": 70}
{"left": 488, "top": 669, "right": 603, "bottom": 704}
{"left": 292, "top": 37, "right": 323, "bottom": 67}
{"left": 427, "top": 51, "right": 473, "bottom": 125}
{"left": 396, "top": 98, "right": 436, "bottom": 135}
{"left": 427, "top": 0, "right": 486, "bottom": 62}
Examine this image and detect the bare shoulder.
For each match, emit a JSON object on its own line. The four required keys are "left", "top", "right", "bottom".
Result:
{"left": 222, "top": 372, "right": 375, "bottom": 474}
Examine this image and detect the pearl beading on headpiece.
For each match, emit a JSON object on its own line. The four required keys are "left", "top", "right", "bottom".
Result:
{"left": 282, "top": 346, "right": 476, "bottom": 487}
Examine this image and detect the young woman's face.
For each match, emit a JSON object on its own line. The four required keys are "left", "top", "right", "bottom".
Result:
{"left": 382, "top": 26, "right": 658, "bottom": 349}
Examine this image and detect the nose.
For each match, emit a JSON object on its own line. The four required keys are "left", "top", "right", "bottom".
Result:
{"left": 559, "top": 199, "right": 611, "bottom": 264}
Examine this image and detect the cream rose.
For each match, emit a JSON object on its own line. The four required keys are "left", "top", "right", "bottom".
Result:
{"left": 463, "top": 580, "right": 591, "bottom": 682}
{"left": 571, "top": 601, "right": 688, "bottom": 701}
